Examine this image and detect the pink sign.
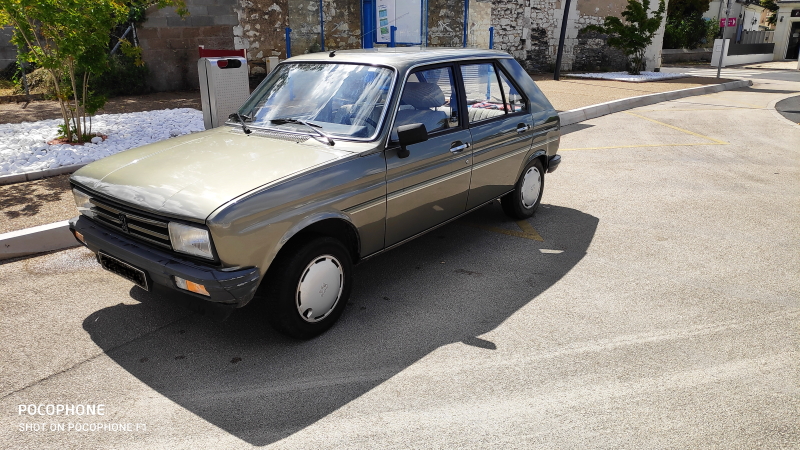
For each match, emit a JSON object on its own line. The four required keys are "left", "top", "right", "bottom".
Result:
{"left": 720, "top": 17, "right": 738, "bottom": 27}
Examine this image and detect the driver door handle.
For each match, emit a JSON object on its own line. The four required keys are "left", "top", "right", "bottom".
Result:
{"left": 450, "top": 142, "right": 470, "bottom": 153}
{"left": 516, "top": 124, "right": 531, "bottom": 133}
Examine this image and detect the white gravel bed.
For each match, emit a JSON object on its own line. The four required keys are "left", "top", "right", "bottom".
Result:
{"left": 0, "top": 108, "right": 204, "bottom": 176}
{"left": 567, "top": 71, "right": 688, "bottom": 82}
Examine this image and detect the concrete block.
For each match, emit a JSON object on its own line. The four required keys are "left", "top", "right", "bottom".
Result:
{"left": 213, "top": 15, "right": 240, "bottom": 26}
{"left": 582, "top": 103, "right": 611, "bottom": 121}
{"left": 664, "top": 89, "right": 686, "bottom": 101}
{"left": 191, "top": 16, "right": 216, "bottom": 27}
{"left": 167, "top": 16, "right": 192, "bottom": 27}
{"left": 141, "top": 17, "right": 168, "bottom": 29}
{"left": 605, "top": 100, "right": 631, "bottom": 114}
{"left": 0, "top": 221, "right": 79, "bottom": 261}
{"left": 558, "top": 109, "right": 586, "bottom": 126}
{"left": 207, "top": 5, "right": 235, "bottom": 16}
{"left": 0, "top": 173, "right": 26, "bottom": 186}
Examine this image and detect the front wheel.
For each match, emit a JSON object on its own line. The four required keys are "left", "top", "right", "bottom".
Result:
{"left": 264, "top": 236, "right": 353, "bottom": 339}
{"left": 501, "top": 159, "right": 544, "bottom": 220}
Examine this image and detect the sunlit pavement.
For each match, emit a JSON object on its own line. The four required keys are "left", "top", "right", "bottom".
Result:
{"left": 1, "top": 79, "right": 798, "bottom": 448}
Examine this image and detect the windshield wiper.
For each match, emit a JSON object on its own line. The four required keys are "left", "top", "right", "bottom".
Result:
{"left": 270, "top": 118, "right": 334, "bottom": 146}
{"left": 228, "top": 112, "right": 252, "bottom": 135}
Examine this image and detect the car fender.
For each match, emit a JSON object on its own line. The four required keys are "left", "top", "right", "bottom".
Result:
{"left": 262, "top": 210, "right": 362, "bottom": 270}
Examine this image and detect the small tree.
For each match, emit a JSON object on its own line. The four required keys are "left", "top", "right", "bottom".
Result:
{"left": 584, "top": 0, "right": 666, "bottom": 75}
{"left": 0, "top": 0, "right": 186, "bottom": 142}
{"left": 761, "top": 0, "right": 778, "bottom": 27}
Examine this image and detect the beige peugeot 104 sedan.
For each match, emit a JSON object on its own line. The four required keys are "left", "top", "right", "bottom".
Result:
{"left": 69, "top": 48, "right": 561, "bottom": 338}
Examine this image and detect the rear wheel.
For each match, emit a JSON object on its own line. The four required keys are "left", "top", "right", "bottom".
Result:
{"left": 264, "top": 236, "right": 352, "bottom": 339}
{"left": 501, "top": 159, "right": 544, "bottom": 219}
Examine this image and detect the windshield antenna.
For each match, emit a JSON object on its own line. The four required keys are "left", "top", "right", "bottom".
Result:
{"left": 329, "top": 50, "right": 336, "bottom": 57}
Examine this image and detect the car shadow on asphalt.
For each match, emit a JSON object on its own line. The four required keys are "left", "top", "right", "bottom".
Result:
{"left": 82, "top": 203, "right": 598, "bottom": 446}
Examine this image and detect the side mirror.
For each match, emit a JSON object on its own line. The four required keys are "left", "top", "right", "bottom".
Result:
{"left": 396, "top": 123, "right": 428, "bottom": 159}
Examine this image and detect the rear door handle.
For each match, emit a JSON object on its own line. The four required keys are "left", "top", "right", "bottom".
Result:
{"left": 450, "top": 142, "right": 470, "bottom": 153}
{"left": 516, "top": 124, "right": 531, "bottom": 133}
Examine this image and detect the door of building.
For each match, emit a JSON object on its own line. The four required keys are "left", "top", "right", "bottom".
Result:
{"left": 786, "top": 22, "right": 800, "bottom": 60}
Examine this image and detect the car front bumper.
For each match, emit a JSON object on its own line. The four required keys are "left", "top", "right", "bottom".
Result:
{"left": 547, "top": 154, "right": 561, "bottom": 173}
{"left": 69, "top": 215, "right": 260, "bottom": 307}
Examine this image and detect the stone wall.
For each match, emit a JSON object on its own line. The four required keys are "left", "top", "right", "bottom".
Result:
{"left": 487, "top": 0, "right": 667, "bottom": 72}
{"left": 138, "top": 0, "right": 238, "bottom": 91}
{"left": 467, "top": 1, "right": 493, "bottom": 48}
{"left": 428, "top": 0, "right": 464, "bottom": 46}
{"left": 233, "top": 0, "right": 287, "bottom": 75}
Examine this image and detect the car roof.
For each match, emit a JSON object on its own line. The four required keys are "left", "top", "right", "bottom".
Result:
{"left": 285, "top": 47, "right": 512, "bottom": 71}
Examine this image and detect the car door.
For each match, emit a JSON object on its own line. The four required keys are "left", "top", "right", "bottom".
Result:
{"left": 384, "top": 64, "right": 473, "bottom": 247}
{"left": 460, "top": 62, "right": 534, "bottom": 210}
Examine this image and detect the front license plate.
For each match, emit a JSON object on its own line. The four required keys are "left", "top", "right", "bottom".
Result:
{"left": 98, "top": 252, "right": 149, "bottom": 291}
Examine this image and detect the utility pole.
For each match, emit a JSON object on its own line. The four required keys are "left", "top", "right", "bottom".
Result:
{"left": 716, "top": 0, "right": 731, "bottom": 79}
{"left": 554, "top": 0, "right": 572, "bottom": 80}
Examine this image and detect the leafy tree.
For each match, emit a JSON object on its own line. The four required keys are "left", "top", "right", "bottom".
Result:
{"left": 667, "top": 0, "right": 712, "bottom": 18}
{"left": 584, "top": 0, "right": 666, "bottom": 75}
{"left": 0, "top": 0, "right": 186, "bottom": 142}
{"left": 761, "top": 0, "right": 778, "bottom": 26}
{"left": 663, "top": 0, "right": 714, "bottom": 49}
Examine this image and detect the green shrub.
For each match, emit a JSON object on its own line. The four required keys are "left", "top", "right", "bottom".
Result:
{"left": 664, "top": 14, "right": 717, "bottom": 49}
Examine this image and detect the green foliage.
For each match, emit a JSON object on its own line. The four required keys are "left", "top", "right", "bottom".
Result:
{"left": 583, "top": 0, "right": 666, "bottom": 75}
{"left": 0, "top": 0, "right": 186, "bottom": 142}
{"left": 667, "top": 0, "right": 712, "bottom": 18}
{"left": 664, "top": 14, "right": 718, "bottom": 49}
{"left": 761, "top": 0, "right": 778, "bottom": 26}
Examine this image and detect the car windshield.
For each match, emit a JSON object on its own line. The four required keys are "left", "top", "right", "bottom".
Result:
{"left": 235, "top": 63, "right": 394, "bottom": 139}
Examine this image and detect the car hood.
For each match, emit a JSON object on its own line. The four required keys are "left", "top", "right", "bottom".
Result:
{"left": 71, "top": 127, "right": 346, "bottom": 221}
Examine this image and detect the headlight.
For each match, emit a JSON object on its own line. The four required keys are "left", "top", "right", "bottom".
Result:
{"left": 168, "top": 222, "right": 214, "bottom": 259}
{"left": 72, "top": 188, "right": 92, "bottom": 214}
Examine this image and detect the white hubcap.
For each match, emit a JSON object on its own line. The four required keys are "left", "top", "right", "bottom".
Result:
{"left": 296, "top": 255, "right": 344, "bottom": 323}
{"left": 521, "top": 166, "right": 541, "bottom": 208}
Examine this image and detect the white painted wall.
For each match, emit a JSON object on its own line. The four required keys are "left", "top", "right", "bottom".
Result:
{"left": 711, "top": 38, "right": 774, "bottom": 66}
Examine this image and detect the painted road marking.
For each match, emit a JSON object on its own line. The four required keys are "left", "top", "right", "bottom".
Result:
{"left": 560, "top": 111, "right": 729, "bottom": 151}
{"left": 468, "top": 220, "right": 544, "bottom": 241}
{"left": 623, "top": 112, "right": 729, "bottom": 144}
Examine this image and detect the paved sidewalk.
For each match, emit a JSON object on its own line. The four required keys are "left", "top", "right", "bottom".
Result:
{"left": 0, "top": 74, "right": 739, "bottom": 234}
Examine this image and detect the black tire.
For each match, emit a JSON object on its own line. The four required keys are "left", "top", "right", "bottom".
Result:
{"left": 263, "top": 236, "right": 353, "bottom": 339}
{"left": 501, "top": 158, "right": 545, "bottom": 220}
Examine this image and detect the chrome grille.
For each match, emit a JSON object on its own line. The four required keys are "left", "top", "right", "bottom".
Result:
{"left": 88, "top": 196, "right": 172, "bottom": 250}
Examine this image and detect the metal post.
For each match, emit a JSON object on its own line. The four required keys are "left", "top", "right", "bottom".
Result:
{"left": 390, "top": 26, "right": 397, "bottom": 48}
{"left": 463, "top": 0, "right": 469, "bottom": 48}
{"left": 717, "top": 0, "right": 730, "bottom": 79}
{"left": 285, "top": 27, "right": 292, "bottom": 58}
{"left": 319, "top": 0, "right": 325, "bottom": 51}
{"left": 554, "top": 0, "right": 572, "bottom": 80}
{"left": 489, "top": 26, "right": 494, "bottom": 49}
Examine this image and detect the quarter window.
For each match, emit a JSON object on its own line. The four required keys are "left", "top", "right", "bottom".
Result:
{"left": 393, "top": 66, "right": 459, "bottom": 137}
{"left": 461, "top": 63, "right": 526, "bottom": 123}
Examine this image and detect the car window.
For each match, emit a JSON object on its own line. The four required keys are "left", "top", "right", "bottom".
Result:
{"left": 392, "top": 66, "right": 459, "bottom": 138}
{"left": 497, "top": 69, "right": 528, "bottom": 113}
{"left": 460, "top": 63, "right": 507, "bottom": 123}
{"left": 237, "top": 63, "right": 394, "bottom": 139}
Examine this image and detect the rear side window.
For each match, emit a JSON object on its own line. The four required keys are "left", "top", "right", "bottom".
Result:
{"left": 394, "top": 66, "right": 459, "bottom": 136}
{"left": 498, "top": 70, "right": 528, "bottom": 113}
{"left": 461, "top": 62, "right": 527, "bottom": 123}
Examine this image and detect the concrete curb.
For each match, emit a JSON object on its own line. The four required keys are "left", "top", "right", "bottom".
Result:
{"left": 0, "top": 78, "right": 755, "bottom": 260}
{"left": 558, "top": 79, "right": 753, "bottom": 126}
{"left": 0, "top": 163, "right": 87, "bottom": 186}
{"left": 0, "top": 220, "right": 78, "bottom": 261}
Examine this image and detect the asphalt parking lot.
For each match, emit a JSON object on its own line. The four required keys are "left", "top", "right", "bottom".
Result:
{"left": 1, "top": 79, "right": 798, "bottom": 448}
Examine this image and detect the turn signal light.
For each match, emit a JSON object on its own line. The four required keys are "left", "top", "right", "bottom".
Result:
{"left": 174, "top": 276, "right": 210, "bottom": 296}
{"left": 72, "top": 230, "right": 85, "bottom": 244}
